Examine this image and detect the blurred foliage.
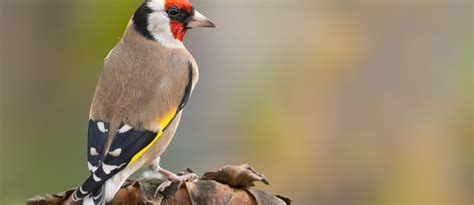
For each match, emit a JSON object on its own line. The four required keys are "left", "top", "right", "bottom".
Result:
{"left": 0, "top": 0, "right": 472, "bottom": 205}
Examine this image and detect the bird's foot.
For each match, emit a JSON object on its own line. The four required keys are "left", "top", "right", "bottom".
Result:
{"left": 169, "top": 172, "right": 199, "bottom": 183}
{"left": 155, "top": 168, "right": 199, "bottom": 195}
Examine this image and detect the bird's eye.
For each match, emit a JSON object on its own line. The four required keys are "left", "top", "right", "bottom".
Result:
{"left": 167, "top": 7, "right": 180, "bottom": 17}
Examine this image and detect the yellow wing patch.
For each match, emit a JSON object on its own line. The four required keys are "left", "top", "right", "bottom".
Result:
{"left": 158, "top": 110, "right": 177, "bottom": 130}
{"left": 128, "top": 110, "right": 178, "bottom": 165}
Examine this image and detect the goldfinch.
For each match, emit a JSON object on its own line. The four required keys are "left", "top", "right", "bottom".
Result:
{"left": 71, "top": 0, "right": 216, "bottom": 204}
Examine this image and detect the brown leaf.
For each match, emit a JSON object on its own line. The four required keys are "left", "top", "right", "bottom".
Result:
{"left": 247, "top": 189, "right": 289, "bottom": 205}
{"left": 201, "top": 164, "right": 270, "bottom": 188}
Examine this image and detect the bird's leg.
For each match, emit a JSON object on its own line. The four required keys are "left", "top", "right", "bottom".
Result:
{"left": 150, "top": 157, "right": 198, "bottom": 182}
{"left": 155, "top": 167, "right": 199, "bottom": 193}
{"left": 157, "top": 167, "right": 199, "bottom": 182}
{"left": 150, "top": 157, "right": 198, "bottom": 194}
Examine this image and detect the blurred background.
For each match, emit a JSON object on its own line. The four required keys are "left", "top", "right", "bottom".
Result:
{"left": 0, "top": 0, "right": 472, "bottom": 204}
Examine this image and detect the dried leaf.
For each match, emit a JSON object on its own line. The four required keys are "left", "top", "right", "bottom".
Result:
{"left": 201, "top": 164, "right": 270, "bottom": 188}
{"left": 247, "top": 189, "right": 288, "bottom": 205}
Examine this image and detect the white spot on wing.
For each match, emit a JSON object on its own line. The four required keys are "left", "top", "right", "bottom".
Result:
{"left": 102, "top": 163, "right": 126, "bottom": 175}
{"left": 87, "top": 162, "right": 98, "bottom": 172}
{"left": 118, "top": 124, "right": 133, "bottom": 133}
{"left": 97, "top": 122, "right": 107, "bottom": 133}
{"left": 109, "top": 148, "right": 122, "bottom": 157}
{"left": 90, "top": 147, "right": 99, "bottom": 156}
{"left": 93, "top": 174, "right": 102, "bottom": 182}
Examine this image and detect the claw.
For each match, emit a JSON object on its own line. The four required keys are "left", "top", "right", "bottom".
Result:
{"left": 154, "top": 173, "right": 199, "bottom": 195}
{"left": 172, "top": 173, "right": 199, "bottom": 183}
{"left": 154, "top": 180, "right": 173, "bottom": 197}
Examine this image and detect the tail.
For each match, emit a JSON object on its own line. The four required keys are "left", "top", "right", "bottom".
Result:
{"left": 92, "top": 185, "right": 105, "bottom": 204}
{"left": 72, "top": 163, "right": 125, "bottom": 204}
{"left": 72, "top": 173, "right": 103, "bottom": 203}
{"left": 81, "top": 190, "right": 104, "bottom": 205}
{"left": 77, "top": 188, "right": 104, "bottom": 205}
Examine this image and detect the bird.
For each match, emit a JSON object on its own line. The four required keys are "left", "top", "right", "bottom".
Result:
{"left": 69, "top": 0, "right": 216, "bottom": 204}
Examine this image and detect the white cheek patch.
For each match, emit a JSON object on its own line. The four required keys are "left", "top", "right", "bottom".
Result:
{"left": 146, "top": 1, "right": 184, "bottom": 48}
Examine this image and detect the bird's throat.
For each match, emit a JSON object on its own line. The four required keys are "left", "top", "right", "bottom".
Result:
{"left": 170, "top": 21, "right": 186, "bottom": 42}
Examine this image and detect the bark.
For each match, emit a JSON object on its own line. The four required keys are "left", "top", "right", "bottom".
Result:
{"left": 26, "top": 164, "right": 291, "bottom": 205}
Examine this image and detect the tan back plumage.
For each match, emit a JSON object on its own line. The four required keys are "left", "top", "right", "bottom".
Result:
{"left": 89, "top": 21, "right": 198, "bottom": 142}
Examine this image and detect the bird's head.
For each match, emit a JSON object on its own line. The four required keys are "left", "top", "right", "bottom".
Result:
{"left": 133, "top": 0, "right": 216, "bottom": 47}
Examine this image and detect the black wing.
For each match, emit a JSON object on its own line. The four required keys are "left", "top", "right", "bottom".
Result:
{"left": 87, "top": 120, "right": 108, "bottom": 173}
{"left": 73, "top": 125, "right": 158, "bottom": 201}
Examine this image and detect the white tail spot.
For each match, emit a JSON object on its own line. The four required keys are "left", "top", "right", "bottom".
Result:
{"left": 93, "top": 190, "right": 103, "bottom": 200}
{"left": 79, "top": 186, "right": 88, "bottom": 195}
{"left": 93, "top": 174, "right": 102, "bottom": 182}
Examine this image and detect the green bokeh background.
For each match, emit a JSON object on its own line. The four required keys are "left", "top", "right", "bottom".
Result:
{"left": 0, "top": 0, "right": 472, "bottom": 204}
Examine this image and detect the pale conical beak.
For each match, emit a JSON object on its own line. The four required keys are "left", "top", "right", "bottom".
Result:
{"left": 187, "top": 10, "right": 217, "bottom": 28}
